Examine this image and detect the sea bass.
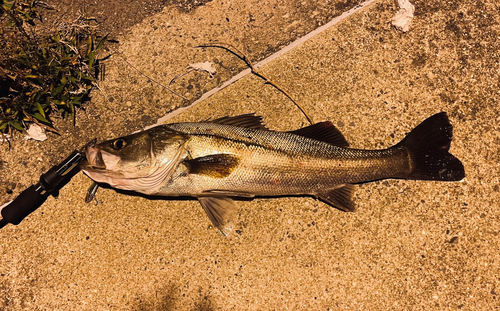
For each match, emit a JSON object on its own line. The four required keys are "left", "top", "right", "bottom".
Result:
{"left": 81, "top": 112, "right": 465, "bottom": 235}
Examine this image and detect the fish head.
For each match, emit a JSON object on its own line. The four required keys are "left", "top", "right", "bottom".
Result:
{"left": 81, "top": 126, "right": 188, "bottom": 194}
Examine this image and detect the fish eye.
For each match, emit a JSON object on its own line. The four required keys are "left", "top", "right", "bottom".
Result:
{"left": 112, "top": 138, "right": 127, "bottom": 150}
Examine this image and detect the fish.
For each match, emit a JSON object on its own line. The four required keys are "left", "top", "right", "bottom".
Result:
{"left": 81, "top": 112, "right": 465, "bottom": 235}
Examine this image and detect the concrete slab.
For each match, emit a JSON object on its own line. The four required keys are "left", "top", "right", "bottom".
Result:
{"left": 1, "top": 0, "right": 499, "bottom": 310}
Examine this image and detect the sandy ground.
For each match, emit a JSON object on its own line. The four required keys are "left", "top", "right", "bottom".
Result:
{"left": 1, "top": 0, "right": 499, "bottom": 310}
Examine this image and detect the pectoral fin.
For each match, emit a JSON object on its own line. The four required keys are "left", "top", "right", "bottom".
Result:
{"left": 198, "top": 196, "right": 239, "bottom": 236}
{"left": 184, "top": 154, "right": 239, "bottom": 178}
{"left": 317, "top": 184, "right": 356, "bottom": 212}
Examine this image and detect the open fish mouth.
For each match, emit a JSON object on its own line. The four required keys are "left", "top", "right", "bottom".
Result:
{"left": 84, "top": 139, "right": 106, "bottom": 169}
{"left": 83, "top": 139, "right": 123, "bottom": 171}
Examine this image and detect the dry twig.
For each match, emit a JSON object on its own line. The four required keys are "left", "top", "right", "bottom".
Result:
{"left": 196, "top": 43, "right": 314, "bottom": 125}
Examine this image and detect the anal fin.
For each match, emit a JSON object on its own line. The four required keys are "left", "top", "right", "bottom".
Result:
{"left": 317, "top": 184, "right": 356, "bottom": 212}
{"left": 198, "top": 196, "right": 239, "bottom": 236}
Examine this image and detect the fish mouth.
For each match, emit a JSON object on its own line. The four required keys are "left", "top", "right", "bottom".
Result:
{"left": 84, "top": 139, "right": 107, "bottom": 170}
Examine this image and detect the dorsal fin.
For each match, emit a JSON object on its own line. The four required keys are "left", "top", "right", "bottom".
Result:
{"left": 210, "top": 114, "right": 267, "bottom": 130}
{"left": 289, "top": 122, "right": 349, "bottom": 147}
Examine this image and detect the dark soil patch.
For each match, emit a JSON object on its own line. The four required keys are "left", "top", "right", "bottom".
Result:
{"left": 45, "top": 0, "right": 170, "bottom": 38}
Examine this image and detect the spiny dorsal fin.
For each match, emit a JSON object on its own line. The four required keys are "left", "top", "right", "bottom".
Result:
{"left": 289, "top": 122, "right": 349, "bottom": 147}
{"left": 198, "top": 196, "right": 238, "bottom": 236}
{"left": 184, "top": 154, "right": 240, "bottom": 178}
{"left": 210, "top": 113, "right": 267, "bottom": 130}
{"left": 317, "top": 184, "right": 356, "bottom": 212}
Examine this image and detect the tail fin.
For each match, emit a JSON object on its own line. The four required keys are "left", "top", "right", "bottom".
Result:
{"left": 396, "top": 112, "right": 465, "bottom": 181}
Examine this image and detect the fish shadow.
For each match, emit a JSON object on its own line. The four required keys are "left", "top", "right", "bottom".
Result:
{"left": 93, "top": 182, "right": 257, "bottom": 203}
{"left": 93, "top": 182, "right": 356, "bottom": 214}
{"left": 130, "top": 282, "right": 216, "bottom": 311}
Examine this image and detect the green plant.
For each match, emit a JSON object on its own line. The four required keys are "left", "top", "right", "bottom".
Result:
{"left": 0, "top": 0, "right": 106, "bottom": 136}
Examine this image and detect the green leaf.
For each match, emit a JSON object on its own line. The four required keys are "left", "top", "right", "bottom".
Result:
{"left": 95, "top": 34, "right": 108, "bottom": 52}
{"left": 86, "top": 35, "right": 93, "bottom": 56}
{"left": 10, "top": 121, "right": 25, "bottom": 131}
{"left": 73, "top": 94, "right": 84, "bottom": 103}
{"left": 0, "top": 122, "right": 7, "bottom": 131}
{"left": 34, "top": 102, "right": 46, "bottom": 118}
{"left": 52, "top": 84, "right": 64, "bottom": 96}
{"left": 69, "top": 101, "right": 75, "bottom": 122}
{"left": 33, "top": 112, "right": 49, "bottom": 123}
{"left": 2, "top": 1, "right": 14, "bottom": 10}
{"left": 88, "top": 51, "right": 95, "bottom": 70}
